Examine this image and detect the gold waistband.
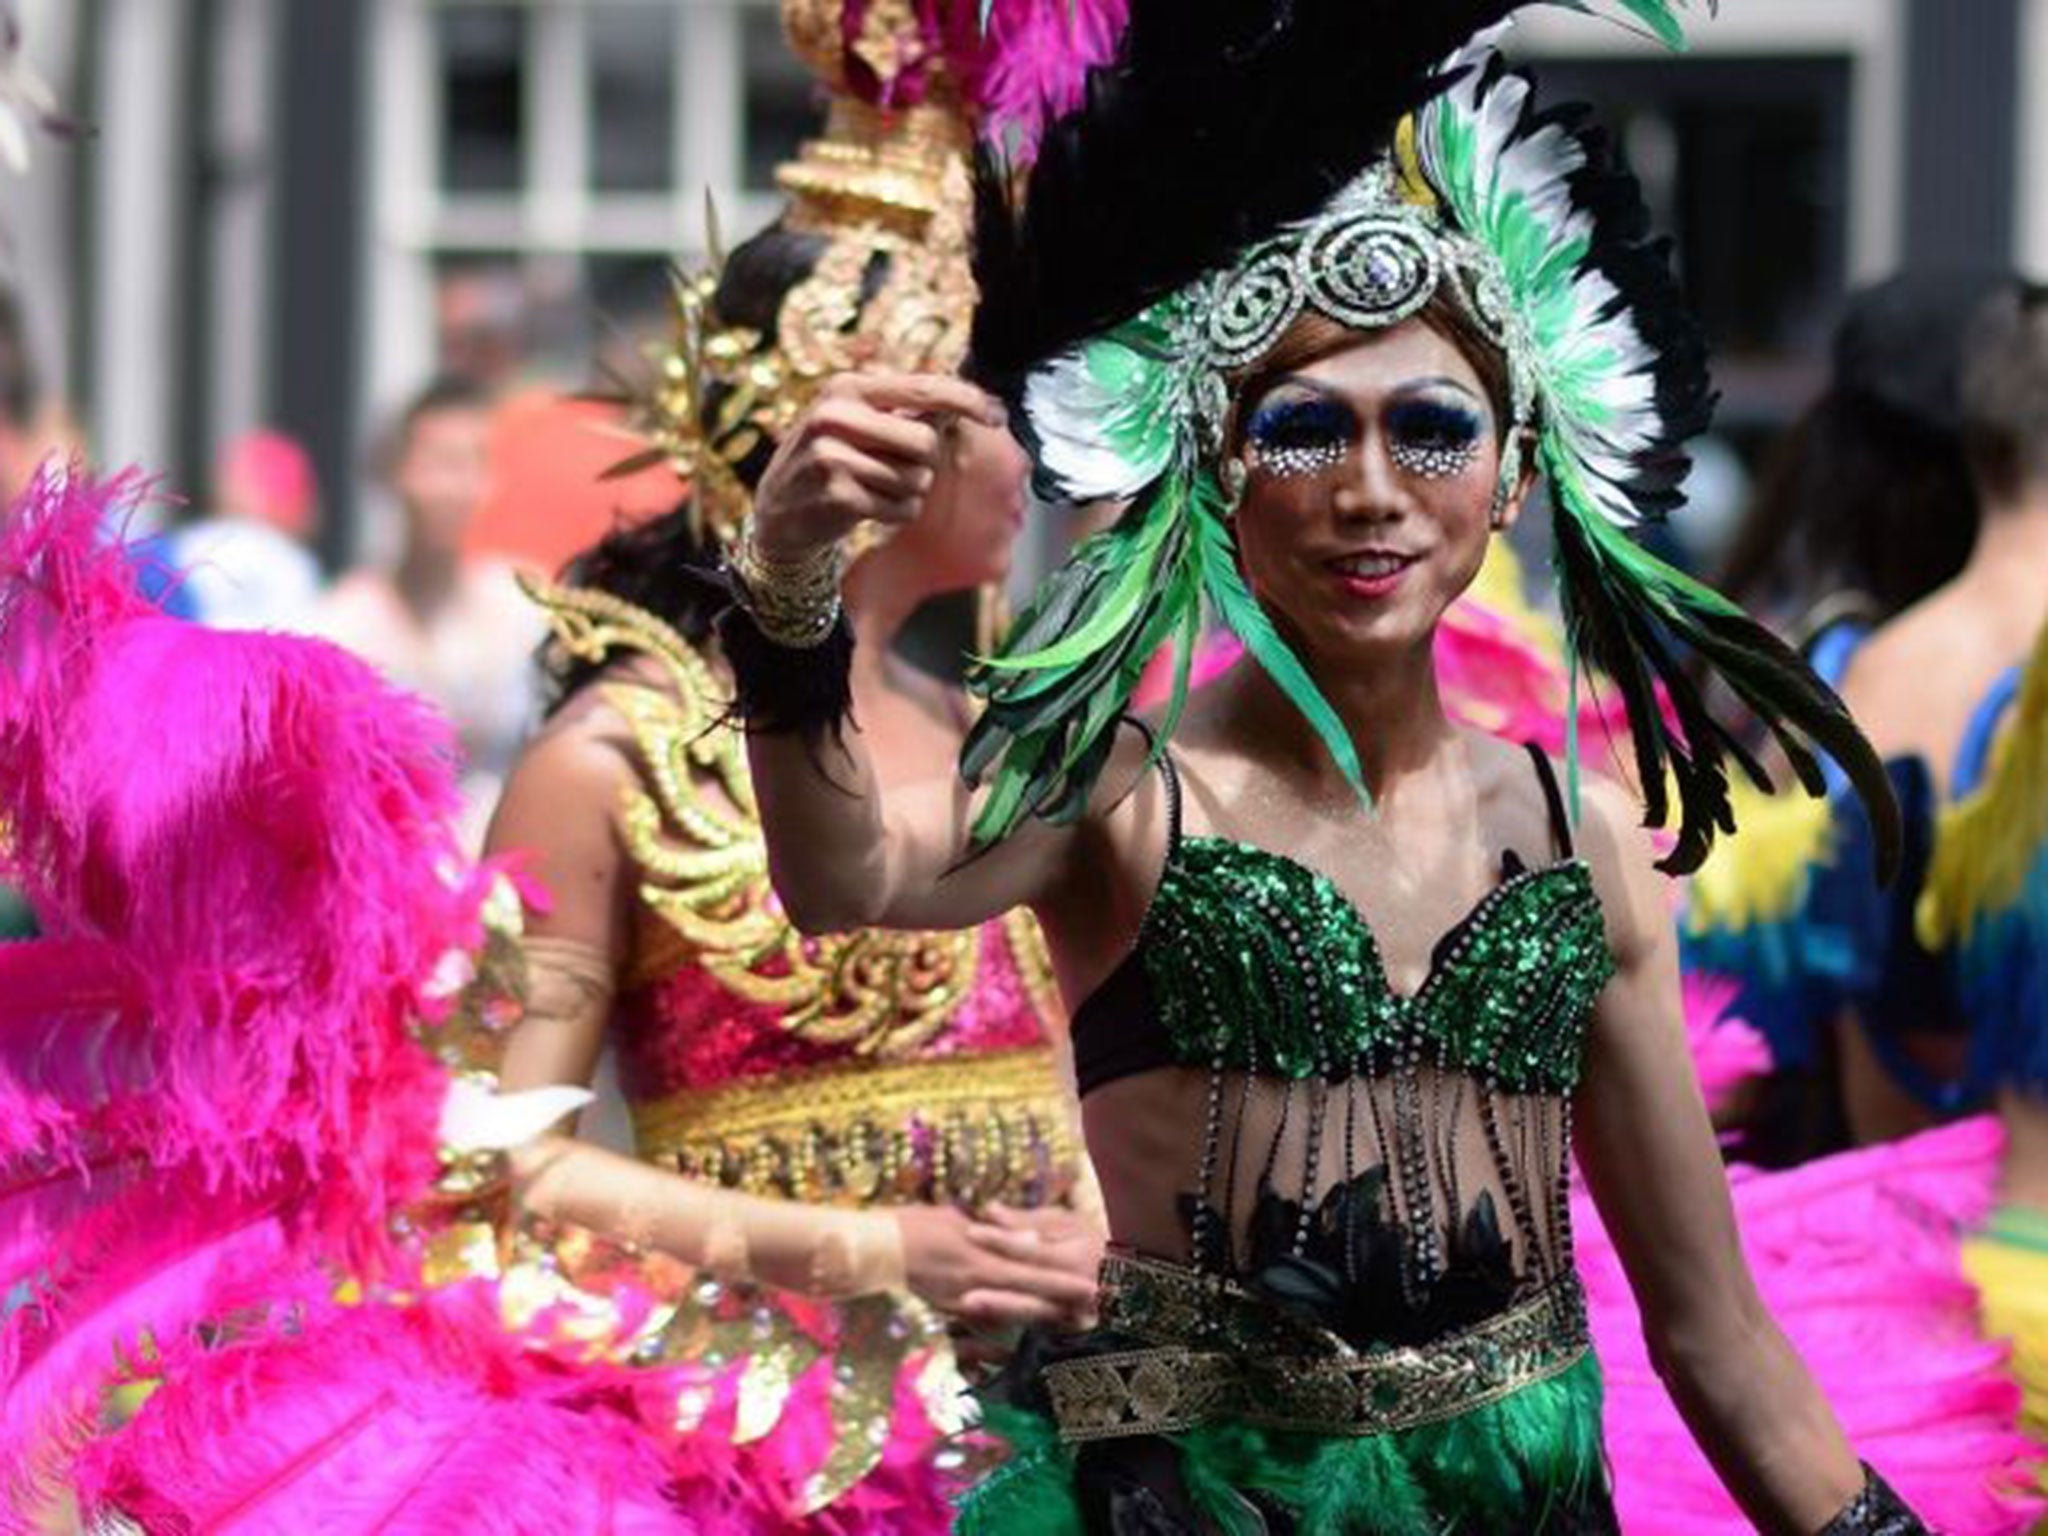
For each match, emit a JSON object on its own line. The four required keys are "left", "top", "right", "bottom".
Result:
{"left": 1046, "top": 1250, "right": 1591, "bottom": 1442}
{"left": 633, "top": 1045, "right": 1066, "bottom": 1144}
{"left": 631, "top": 1045, "right": 1080, "bottom": 1207}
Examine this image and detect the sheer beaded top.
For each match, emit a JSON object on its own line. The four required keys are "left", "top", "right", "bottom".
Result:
{"left": 1072, "top": 741, "right": 1615, "bottom": 1339}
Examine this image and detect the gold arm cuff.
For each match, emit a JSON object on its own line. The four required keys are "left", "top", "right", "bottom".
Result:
{"left": 731, "top": 522, "right": 845, "bottom": 648}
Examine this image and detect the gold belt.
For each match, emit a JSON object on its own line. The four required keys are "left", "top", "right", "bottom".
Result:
{"left": 630, "top": 1045, "right": 1080, "bottom": 1207}
{"left": 1046, "top": 1249, "right": 1591, "bottom": 1442}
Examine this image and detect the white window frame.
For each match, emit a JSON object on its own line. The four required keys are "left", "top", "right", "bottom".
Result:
{"left": 364, "top": 0, "right": 795, "bottom": 488}
{"left": 2021, "top": 0, "right": 2048, "bottom": 278}
{"left": 93, "top": 0, "right": 194, "bottom": 476}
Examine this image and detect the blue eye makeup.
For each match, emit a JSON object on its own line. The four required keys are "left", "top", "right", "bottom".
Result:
{"left": 1245, "top": 396, "right": 1358, "bottom": 478}
{"left": 1385, "top": 396, "right": 1486, "bottom": 479}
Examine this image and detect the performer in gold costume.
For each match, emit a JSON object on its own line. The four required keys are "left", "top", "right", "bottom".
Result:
{"left": 481, "top": 3, "right": 1116, "bottom": 1525}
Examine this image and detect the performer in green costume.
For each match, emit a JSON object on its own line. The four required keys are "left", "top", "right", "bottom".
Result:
{"left": 722, "top": 3, "right": 1931, "bottom": 1530}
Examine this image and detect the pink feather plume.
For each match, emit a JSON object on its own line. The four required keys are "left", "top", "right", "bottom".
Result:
{"left": 76, "top": 1287, "right": 699, "bottom": 1536}
{"left": 974, "top": 0, "right": 1126, "bottom": 153}
{"left": 0, "top": 465, "right": 491, "bottom": 1522}
{"left": 1580, "top": 1117, "right": 2046, "bottom": 1533}
{"left": 1681, "top": 972, "right": 1775, "bottom": 1116}
{"left": 826, "top": 1, "right": 1124, "bottom": 152}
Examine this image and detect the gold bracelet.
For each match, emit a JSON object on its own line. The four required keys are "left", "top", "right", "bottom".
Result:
{"left": 731, "top": 522, "right": 846, "bottom": 648}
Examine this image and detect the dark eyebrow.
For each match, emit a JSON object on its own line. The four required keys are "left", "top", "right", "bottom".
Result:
{"left": 1389, "top": 375, "right": 1485, "bottom": 402}
{"left": 1256, "top": 373, "right": 1484, "bottom": 405}
{"left": 1250, "top": 375, "right": 1345, "bottom": 405}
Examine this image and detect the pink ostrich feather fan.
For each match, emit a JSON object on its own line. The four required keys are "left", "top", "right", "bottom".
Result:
{"left": 0, "top": 464, "right": 490, "bottom": 1523}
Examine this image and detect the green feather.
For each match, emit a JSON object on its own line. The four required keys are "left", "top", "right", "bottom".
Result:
{"left": 1552, "top": 0, "right": 1703, "bottom": 51}
{"left": 964, "top": 473, "right": 1208, "bottom": 844}
{"left": 953, "top": 1405, "right": 1085, "bottom": 1536}
{"left": 981, "top": 482, "right": 1183, "bottom": 674}
{"left": 960, "top": 1353, "right": 1608, "bottom": 1536}
{"left": 1545, "top": 438, "right": 1899, "bottom": 879}
{"left": 1190, "top": 473, "right": 1369, "bottom": 802}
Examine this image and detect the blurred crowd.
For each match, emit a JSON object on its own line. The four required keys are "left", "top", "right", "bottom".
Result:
{"left": 0, "top": 273, "right": 692, "bottom": 854}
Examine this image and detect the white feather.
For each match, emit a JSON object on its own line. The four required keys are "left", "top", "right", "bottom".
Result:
{"left": 1418, "top": 44, "right": 1675, "bottom": 529}
{"left": 438, "top": 1077, "right": 593, "bottom": 1151}
{"left": 1025, "top": 346, "right": 1178, "bottom": 503}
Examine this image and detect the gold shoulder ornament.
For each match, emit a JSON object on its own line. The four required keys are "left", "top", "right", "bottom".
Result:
{"left": 522, "top": 575, "right": 1059, "bottom": 1057}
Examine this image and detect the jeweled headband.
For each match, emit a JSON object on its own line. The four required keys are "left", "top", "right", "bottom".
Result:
{"left": 1031, "top": 145, "right": 1538, "bottom": 512}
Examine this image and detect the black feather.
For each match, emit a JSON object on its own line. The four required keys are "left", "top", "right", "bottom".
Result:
{"left": 967, "top": 0, "right": 1529, "bottom": 394}
{"left": 1553, "top": 511, "right": 1902, "bottom": 880}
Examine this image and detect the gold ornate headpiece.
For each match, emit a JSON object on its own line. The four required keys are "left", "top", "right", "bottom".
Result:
{"left": 632, "top": 0, "right": 979, "bottom": 548}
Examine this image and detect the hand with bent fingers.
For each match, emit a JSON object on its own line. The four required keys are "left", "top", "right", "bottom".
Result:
{"left": 893, "top": 1203, "right": 1102, "bottom": 1331}
{"left": 954, "top": 1201, "right": 1107, "bottom": 1331}
{"left": 748, "top": 370, "right": 1005, "bottom": 559}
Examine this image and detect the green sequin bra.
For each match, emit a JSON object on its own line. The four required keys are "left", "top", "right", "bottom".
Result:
{"left": 1070, "top": 741, "right": 1616, "bottom": 1312}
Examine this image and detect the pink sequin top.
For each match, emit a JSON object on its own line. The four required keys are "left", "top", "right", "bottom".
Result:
{"left": 617, "top": 919, "right": 1054, "bottom": 1099}
{"left": 617, "top": 903, "right": 1079, "bottom": 1211}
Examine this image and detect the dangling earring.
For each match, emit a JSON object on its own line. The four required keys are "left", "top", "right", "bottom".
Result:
{"left": 1488, "top": 429, "right": 1527, "bottom": 529}
{"left": 1220, "top": 455, "right": 1249, "bottom": 517}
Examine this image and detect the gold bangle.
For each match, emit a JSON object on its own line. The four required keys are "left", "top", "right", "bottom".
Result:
{"left": 731, "top": 522, "right": 845, "bottom": 648}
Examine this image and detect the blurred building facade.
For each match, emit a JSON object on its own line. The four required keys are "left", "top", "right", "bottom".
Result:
{"left": 6, "top": 0, "right": 2048, "bottom": 559}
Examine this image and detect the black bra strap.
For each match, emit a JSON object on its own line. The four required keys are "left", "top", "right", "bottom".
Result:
{"left": 1125, "top": 717, "right": 1184, "bottom": 852}
{"left": 1524, "top": 741, "right": 1574, "bottom": 860}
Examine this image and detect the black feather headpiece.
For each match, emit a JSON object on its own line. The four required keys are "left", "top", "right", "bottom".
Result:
{"left": 968, "top": 0, "right": 1524, "bottom": 394}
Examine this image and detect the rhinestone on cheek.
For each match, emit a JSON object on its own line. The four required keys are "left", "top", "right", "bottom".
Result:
{"left": 1388, "top": 438, "right": 1482, "bottom": 480}
{"left": 1254, "top": 441, "right": 1349, "bottom": 480}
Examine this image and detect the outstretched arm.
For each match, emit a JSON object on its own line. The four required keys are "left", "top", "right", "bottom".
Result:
{"left": 736, "top": 370, "right": 1079, "bottom": 936}
{"left": 1572, "top": 780, "right": 1893, "bottom": 1534}
{"left": 484, "top": 715, "right": 1097, "bottom": 1324}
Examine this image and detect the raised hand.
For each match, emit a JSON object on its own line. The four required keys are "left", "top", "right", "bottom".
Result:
{"left": 749, "top": 370, "right": 1004, "bottom": 559}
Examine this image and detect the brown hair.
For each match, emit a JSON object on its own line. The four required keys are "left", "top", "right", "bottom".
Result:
{"left": 1228, "top": 285, "right": 1515, "bottom": 450}
{"left": 1960, "top": 282, "right": 2048, "bottom": 504}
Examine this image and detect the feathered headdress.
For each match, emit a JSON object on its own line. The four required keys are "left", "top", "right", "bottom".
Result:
{"left": 961, "top": 0, "right": 1901, "bottom": 878}
{"left": 620, "top": 0, "right": 1124, "bottom": 547}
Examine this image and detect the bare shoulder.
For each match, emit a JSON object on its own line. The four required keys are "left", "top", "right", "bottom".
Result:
{"left": 488, "top": 679, "right": 639, "bottom": 852}
{"left": 1839, "top": 591, "right": 1971, "bottom": 724}
{"left": 1840, "top": 585, "right": 2021, "bottom": 769}
{"left": 311, "top": 571, "right": 391, "bottom": 636}
{"left": 1029, "top": 715, "right": 1174, "bottom": 909}
{"left": 1554, "top": 765, "right": 1668, "bottom": 967}
{"left": 467, "top": 558, "right": 548, "bottom": 626}
{"left": 1460, "top": 728, "right": 1558, "bottom": 845}
{"left": 322, "top": 568, "right": 387, "bottom": 606}
{"left": 1025, "top": 715, "right": 1178, "bottom": 998}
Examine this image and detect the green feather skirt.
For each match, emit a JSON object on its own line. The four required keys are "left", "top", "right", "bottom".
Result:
{"left": 958, "top": 1350, "right": 1612, "bottom": 1536}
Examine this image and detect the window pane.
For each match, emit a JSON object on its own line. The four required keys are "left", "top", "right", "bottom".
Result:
{"left": 433, "top": 254, "right": 532, "bottom": 386}
{"left": 439, "top": 5, "right": 528, "bottom": 194}
{"left": 741, "top": 6, "right": 821, "bottom": 192}
{"left": 591, "top": 6, "right": 678, "bottom": 194}
{"left": 587, "top": 252, "right": 676, "bottom": 380}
